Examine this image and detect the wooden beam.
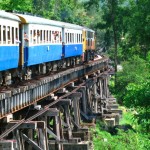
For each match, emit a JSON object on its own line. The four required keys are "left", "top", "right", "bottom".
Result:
{"left": 22, "top": 133, "right": 43, "bottom": 150}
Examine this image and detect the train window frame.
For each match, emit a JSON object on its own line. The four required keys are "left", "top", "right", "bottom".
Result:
{"left": 46, "top": 30, "right": 49, "bottom": 43}
{"left": 33, "top": 30, "right": 37, "bottom": 44}
{"left": 29, "top": 30, "right": 31, "bottom": 44}
{"left": 52, "top": 31, "right": 54, "bottom": 43}
{"left": 49, "top": 30, "right": 51, "bottom": 43}
{"left": 65, "top": 33, "right": 67, "bottom": 44}
{"left": 43, "top": 30, "right": 45, "bottom": 43}
{"left": 79, "top": 34, "right": 80, "bottom": 43}
{"left": 67, "top": 33, "right": 69, "bottom": 44}
{"left": 74, "top": 33, "right": 76, "bottom": 43}
{"left": 0, "top": 20, "right": 19, "bottom": 45}
{"left": 7, "top": 26, "right": 11, "bottom": 44}
{"left": 3, "top": 26, "right": 6, "bottom": 44}
{"left": 28, "top": 25, "right": 62, "bottom": 45}
{"left": 12, "top": 27, "right": 14, "bottom": 44}
{"left": 72, "top": 33, "right": 74, "bottom": 43}
{"left": 60, "top": 31, "right": 62, "bottom": 42}
{"left": 0, "top": 25, "right": 1, "bottom": 44}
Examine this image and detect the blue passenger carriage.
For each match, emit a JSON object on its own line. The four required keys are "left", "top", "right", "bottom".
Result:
{"left": 0, "top": 11, "right": 20, "bottom": 85}
{"left": 16, "top": 14, "right": 64, "bottom": 77}
{"left": 0, "top": 12, "right": 96, "bottom": 85}
{"left": 62, "top": 23, "right": 83, "bottom": 64}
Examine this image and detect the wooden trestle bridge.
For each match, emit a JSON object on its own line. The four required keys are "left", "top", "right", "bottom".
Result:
{"left": 0, "top": 57, "right": 121, "bottom": 150}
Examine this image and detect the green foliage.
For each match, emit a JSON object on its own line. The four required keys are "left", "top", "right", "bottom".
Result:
{"left": 115, "top": 56, "right": 150, "bottom": 132}
{"left": 119, "top": 108, "right": 135, "bottom": 126}
{"left": 92, "top": 120, "right": 150, "bottom": 150}
{"left": 0, "top": 0, "right": 32, "bottom": 12}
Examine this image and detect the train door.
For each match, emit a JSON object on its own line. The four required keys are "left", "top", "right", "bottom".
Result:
{"left": 19, "top": 23, "right": 24, "bottom": 67}
{"left": 82, "top": 30, "right": 86, "bottom": 61}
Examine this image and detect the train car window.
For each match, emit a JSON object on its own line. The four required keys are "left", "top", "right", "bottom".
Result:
{"left": 0, "top": 25, "right": 1, "bottom": 44}
{"left": 88, "top": 39, "right": 90, "bottom": 46}
{"left": 71, "top": 33, "right": 72, "bottom": 43}
{"left": 65, "top": 33, "right": 67, "bottom": 43}
{"left": 43, "top": 30, "right": 45, "bottom": 43}
{"left": 44, "top": 30, "right": 46, "bottom": 43}
{"left": 77, "top": 34, "right": 78, "bottom": 43}
{"left": 72, "top": 33, "right": 74, "bottom": 43}
{"left": 68, "top": 33, "right": 70, "bottom": 43}
{"left": 69, "top": 33, "right": 71, "bottom": 43}
{"left": 33, "top": 30, "right": 37, "bottom": 44}
{"left": 74, "top": 33, "right": 77, "bottom": 43}
{"left": 3, "top": 26, "right": 6, "bottom": 44}
{"left": 46, "top": 30, "right": 48, "bottom": 43}
{"left": 59, "top": 32, "right": 61, "bottom": 42}
{"left": 55, "top": 31, "right": 59, "bottom": 43}
{"left": 79, "top": 34, "right": 80, "bottom": 43}
{"left": 51, "top": 31, "right": 54, "bottom": 43}
{"left": 88, "top": 31, "right": 90, "bottom": 38}
{"left": 45, "top": 30, "right": 47, "bottom": 43}
{"left": 52, "top": 31, "right": 55, "bottom": 43}
{"left": 67, "top": 33, "right": 69, "bottom": 44}
{"left": 7, "top": 26, "right": 11, "bottom": 44}
{"left": 40, "top": 30, "right": 42, "bottom": 43}
{"left": 49, "top": 31, "right": 51, "bottom": 43}
{"left": 16, "top": 28, "right": 20, "bottom": 44}
{"left": 56, "top": 31, "right": 58, "bottom": 42}
{"left": 37, "top": 30, "right": 40, "bottom": 44}
{"left": 67, "top": 33, "right": 68, "bottom": 43}
{"left": 92, "top": 32, "right": 94, "bottom": 38}
{"left": 76, "top": 33, "right": 77, "bottom": 43}
{"left": 89, "top": 32, "right": 91, "bottom": 38}
{"left": 51, "top": 31, "right": 53, "bottom": 43}
{"left": 30, "top": 30, "right": 33, "bottom": 43}
{"left": 12, "top": 27, "right": 14, "bottom": 44}
{"left": 15, "top": 28, "right": 18, "bottom": 44}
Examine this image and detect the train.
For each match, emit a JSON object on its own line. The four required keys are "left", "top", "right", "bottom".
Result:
{"left": 0, "top": 11, "right": 96, "bottom": 85}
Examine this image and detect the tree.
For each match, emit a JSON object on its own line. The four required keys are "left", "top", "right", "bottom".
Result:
{"left": 115, "top": 55, "right": 150, "bottom": 132}
{"left": 0, "top": 0, "right": 32, "bottom": 12}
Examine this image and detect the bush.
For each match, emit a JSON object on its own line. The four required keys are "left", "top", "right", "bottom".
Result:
{"left": 92, "top": 120, "right": 150, "bottom": 150}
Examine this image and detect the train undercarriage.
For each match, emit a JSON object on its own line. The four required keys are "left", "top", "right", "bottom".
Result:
{"left": 0, "top": 56, "right": 82, "bottom": 87}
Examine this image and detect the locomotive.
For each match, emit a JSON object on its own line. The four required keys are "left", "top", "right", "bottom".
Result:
{"left": 0, "top": 11, "right": 95, "bottom": 85}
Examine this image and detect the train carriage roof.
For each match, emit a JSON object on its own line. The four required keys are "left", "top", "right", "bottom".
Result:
{"left": 16, "top": 14, "right": 83, "bottom": 30}
{"left": 16, "top": 14, "right": 63, "bottom": 27}
{"left": 0, "top": 11, "right": 20, "bottom": 22}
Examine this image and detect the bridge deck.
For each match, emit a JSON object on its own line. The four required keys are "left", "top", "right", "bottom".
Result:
{"left": 0, "top": 58, "right": 108, "bottom": 119}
